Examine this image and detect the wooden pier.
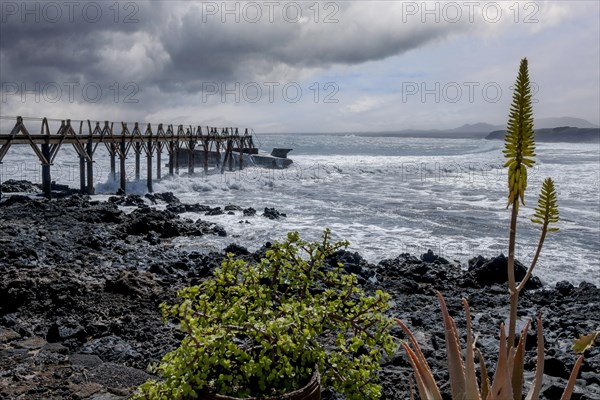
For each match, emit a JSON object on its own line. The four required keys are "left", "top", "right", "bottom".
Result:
{"left": 0, "top": 116, "right": 255, "bottom": 199}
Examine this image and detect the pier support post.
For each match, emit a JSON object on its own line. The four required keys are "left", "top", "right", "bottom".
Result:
{"left": 188, "top": 141, "right": 195, "bottom": 175}
{"left": 239, "top": 137, "right": 244, "bottom": 171}
{"left": 228, "top": 139, "right": 234, "bottom": 172}
{"left": 110, "top": 144, "right": 116, "bottom": 181}
{"left": 120, "top": 137, "right": 126, "bottom": 193}
{"left": 41, "top": 143, "right": 51, "bottom": 199}
{"left": 156, "top": 147, "right": 162, "bottom": 180}
{"left": 147, "top": 125, "right": 153, "bottom": 193}
{"left": 168, "top": 142, "right": 174, "bottom": 176}
{"left": 79, "top": 155, "right": 86, "bottom": 192}
{"left": 175, "top": 141, "right": 180, "bottom": 175}
{"left": 86, "top": 140, "right": 94, "bottom": 195}
{"left": 134, "top": 143, "right": 141, "bottom": 181}
{"left": 203, "top": 138, "right": 209, "bottom": 173}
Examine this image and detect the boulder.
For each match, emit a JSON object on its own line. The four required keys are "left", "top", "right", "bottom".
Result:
{"left": 420, "top": 249, "right": 450, "bottom": 264}
{"left": 467, "top": 254, "right": 542, "bottom": 289}
{"left": 263, "top": 207, "right": 286, "bottom": 220}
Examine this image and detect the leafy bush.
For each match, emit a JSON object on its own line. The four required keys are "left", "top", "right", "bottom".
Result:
{"left": 134, "top": 230, "right": 396, "bottom": 399}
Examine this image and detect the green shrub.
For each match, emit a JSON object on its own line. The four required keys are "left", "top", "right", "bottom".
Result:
{"left": 134, "top": 230, "right": 396, "bottom": 399}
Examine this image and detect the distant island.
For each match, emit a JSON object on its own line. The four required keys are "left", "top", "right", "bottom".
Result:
{"left": 314, "top": 116, "right": 600, "bottom": 140}
{"left": 485, "top": 126, "right": 600, "bottom": 143}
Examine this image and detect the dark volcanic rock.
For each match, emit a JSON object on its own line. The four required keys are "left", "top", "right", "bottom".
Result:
{"left": 0, "top": 187, "right": 598, "bottom": 400}
{"left": 223, "top": 243, "right": 250, "bottom": 256}
{"left": 167, "top": 202, "right": 212, "bottom": 213}
{"left": 121, "top": 207, "right": 213, "bottom": 238}
{"left": 145, "top": 192, "right": 180, "bottom": 205}
{"left": 556, "top": 280, "right": 575, "bottom": 295}
{"left": 327, "top": 250, "right": 374, "bottom": 284}
{"left": 205, "top": 207, "right": 224, "bottom": 216}
{"left": 104, "top": 271, "right": 160, "bottom": 298}
{"left": 195, "top": 219, "right": 227, "bottom": 236}
{"left": 420, "top": 249, "right": 450, "bottom": 264}
{"left": 1, "top": 179, "right": 41, "bottom": 193}
{"left": 109, "top": 194, "right": 146, "bottom": 207}
{"left": 243, "top": 207, "right": 257, "bottom": 216}
{"left": 47, "top": 320, "right": 86, "bottom": 343}
{"left": 466, "top": 254, "right": 542, "bottom": 289}
{"left": 80, "top": 335, "right": 143, "bottom": 364}
{"left": 87, "top": 362, "right": 151, "bottom": 388}
{"left": 263, "top": 207, "right": 286, "bottom": 220}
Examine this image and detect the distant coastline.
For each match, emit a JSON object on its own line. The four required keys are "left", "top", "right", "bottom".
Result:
{"left": 485, "top": 126, "right": 600, "bottom": 143}
{"left": 272, "top": 117, "right": 599, "bottom": 141}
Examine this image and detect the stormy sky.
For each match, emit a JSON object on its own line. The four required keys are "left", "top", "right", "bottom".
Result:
{"left": 1, "top": 1, "right": 598, "bottom": 132}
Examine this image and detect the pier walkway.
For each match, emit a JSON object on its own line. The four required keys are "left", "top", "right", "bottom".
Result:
{"left": 0, "top": 116, "right": 254, "bottom": 198}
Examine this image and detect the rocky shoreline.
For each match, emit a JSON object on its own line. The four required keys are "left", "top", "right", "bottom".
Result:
{"left": 1, "top": 185, "right": 598, "bottom": 400}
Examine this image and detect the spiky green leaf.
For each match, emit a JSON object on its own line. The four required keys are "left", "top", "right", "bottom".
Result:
{"left": 572, "top": 331, "right": 599, "bottom": 354}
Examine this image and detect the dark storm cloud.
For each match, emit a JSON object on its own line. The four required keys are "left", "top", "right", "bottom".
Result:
{"left": 0, "top": 1, "right": 465, "bottom": 98}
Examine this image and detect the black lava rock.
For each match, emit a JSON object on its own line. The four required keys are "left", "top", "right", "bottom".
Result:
{"left": 263, "top": 207, "right": 286, "bottom": 220}
{"left": 420, "top": 249, "right": 450, "bottom": 264}
{"left": 467, "top": 254, "right": 543, "bottom": 289}
{"left": 243, "top": 207, "right": 257, "bottom": 216}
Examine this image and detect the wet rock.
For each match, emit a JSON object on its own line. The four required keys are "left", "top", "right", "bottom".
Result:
{"left": 144, "top": 231, "right": 161, "bottom": 245}
{"left": 195, "top": 219, "right": 227, "bottom": 237}
{"left": 75, "top": 203, "right": 123, "bottom": 224}
{"left": 108, "top": 194, "right": 146, "bottom": 207}
{"left": 263, "top": 207, "right": 286, "bottom": 220}
{"left": 466, "top": 254, "right": 542, "bottom": 289}
{"left": 556, "top": 280, "right": 575, "bottom": 295}
{"left": 80, "top": 335, "right": 142, "bottom": 364}
{"left": 47, "top": 321, "right": 86, "bottom": 343}
{"left": 328, "top": 250, "right": 374, "bottom": 284}
{"left": 205, "top": 207, "right": 224, "bottom": 216}
{"left": 420, "top": 249, "right": 449, "bottom": 264}
{"left": 145, "top": 192, "right": 180, "bottom": 205}
{"left": 167, "top": 203, "right": 212, "bottom": 213}
{"left": 243, "top": 207, "right": 256, "bottom": 216}
{"left": 0, "top": 194, "right": 35, "bottom": 207}
{"left": 1, "top": 179, "right": 41, "bottom": 193}
{"left": 224, "top": 243, "right": 250, "bottom": 256}
{"left": 122, "top": 207, "right": 199, "bottom": 238}
{"left": 224, "top": 204, "right": 242, "bottom": 211}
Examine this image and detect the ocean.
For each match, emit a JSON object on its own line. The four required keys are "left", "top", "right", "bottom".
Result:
{"left": 2, "top": 133, "right": 599, "bottom": 286}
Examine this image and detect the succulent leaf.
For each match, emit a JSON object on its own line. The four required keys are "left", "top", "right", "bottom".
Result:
{"left": 572, "top": 331, "right": 599, "bottom": 354}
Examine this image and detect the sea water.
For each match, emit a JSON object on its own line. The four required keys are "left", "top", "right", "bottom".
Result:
{"left": 2, "top": 133, "right": 598, "bottom": 286}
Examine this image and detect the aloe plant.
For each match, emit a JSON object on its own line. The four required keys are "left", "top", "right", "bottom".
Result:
{"left": 396, "top": 58, "right": 595, "bottom": 400}
{"left": 504, "top": 58, "right": 559, "bottom": 349}
{"left": 396, "top": 293, "right": 589, "bottom": 400}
